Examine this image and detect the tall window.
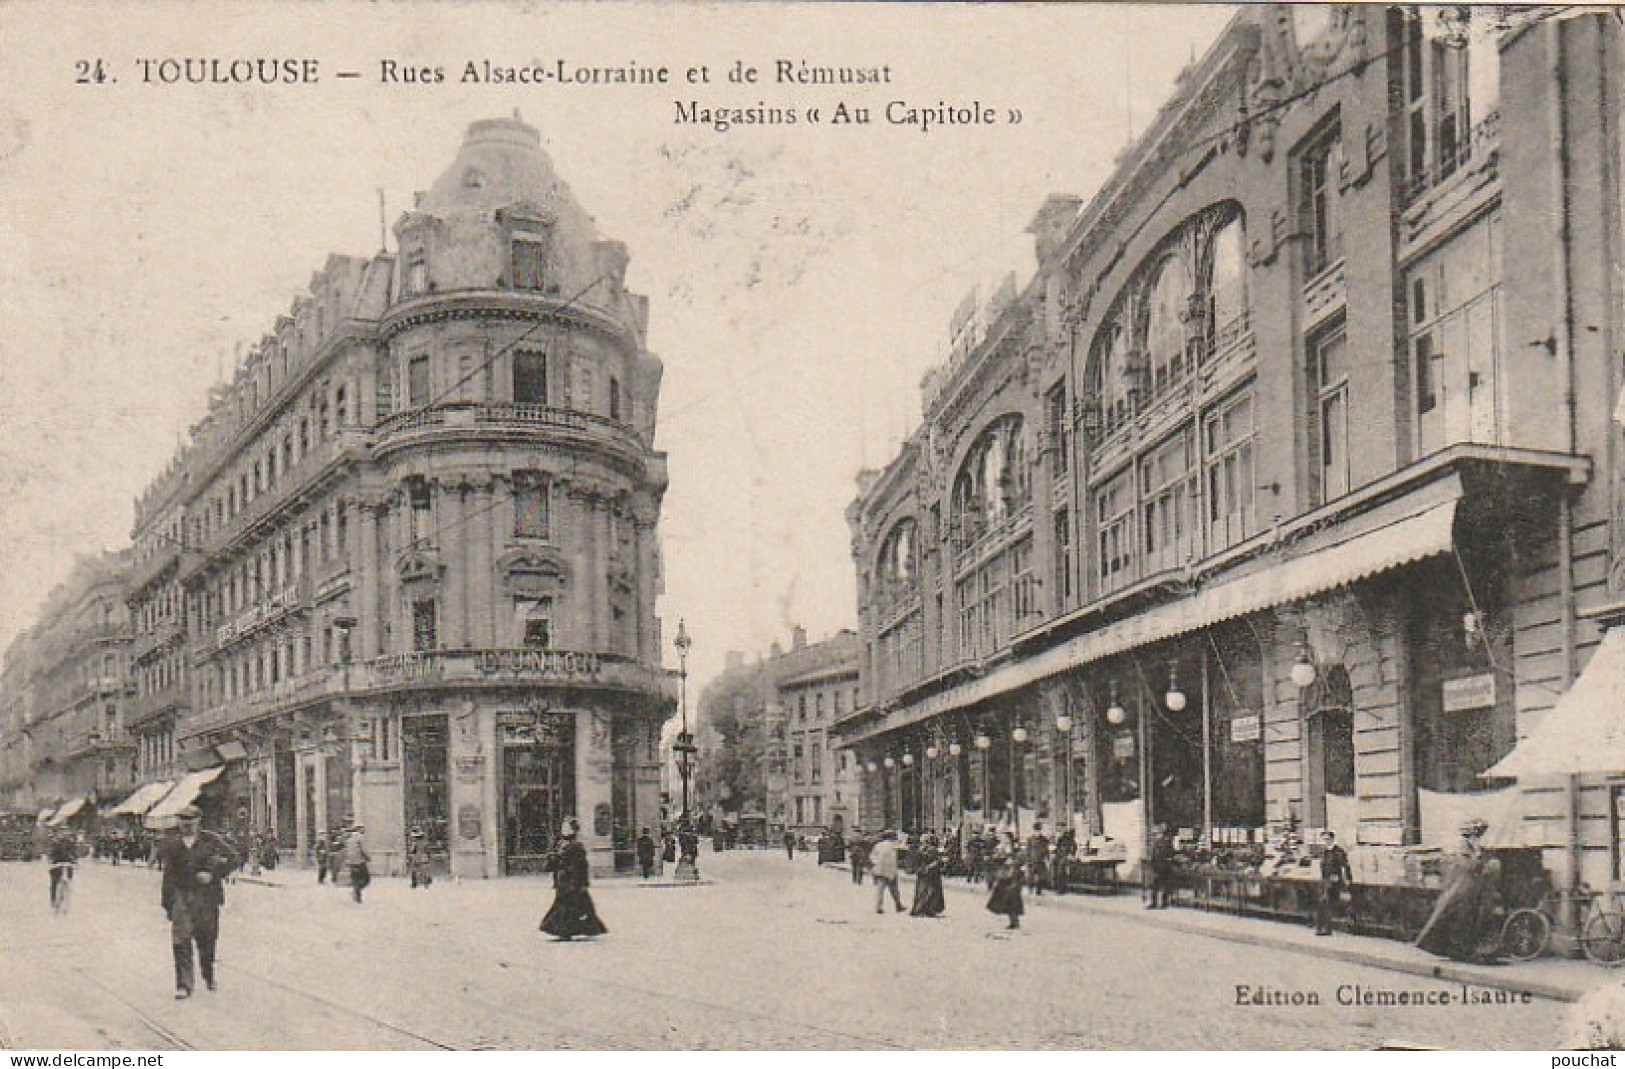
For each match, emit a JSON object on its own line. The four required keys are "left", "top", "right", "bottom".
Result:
{"left": 1094, "top": 322, "right": 1137, "bottom": 435}
{"left": 514, "top": 472, "right": 550, "bottom": 539}
{"left": 1402, "top": 9, "right": 1498, "bottom": 198}
{"left": 512, "top": 236, "right": 548, "bottom": 290}
{"left": 1045, "top": 383, "right": 1069, "bottom": 477}
{"left": 406, "top": 478, "right": 433, "bottom": 544}
{"left": 1141, "top": 429, "right": 1196, "bottom": 575}
{"left": 412, "top": 599, "right": 438, "bottom": 652}
{"left": 1309, "top": 326, "right": 1350, "bottom": 505}
{"left": 1209, "top": 216, "right": 1248, "bottom": 351}
{"left": 518, "top": 597, "right": 553, "bottom": 648}
{"left": 513, "top": 350, "right": 548, "bottom": 405}
{"left": 1053, "top": 507, "right": 1073, "bottom": 605}
{"left": 609, "top": 377, "right": 622, "bottom": 421}
{"left": 408, "top": 354, "right": 431, "bottom": 409}
{"left": 1146, "top": 257, "right": 1193, "bottom": 394}
{"left": 1301, "top": 127, "right": 1344, "bottom": 276}
{"left": 1205, "top": 389, "right": 1256, "bottom": 551}
{"left": 1096, "top": 468, "right": 1136, "bottom": 594}
{"left": 404, "top": 252, "right": 428, "bottom": 296}
{"left": 574, "top": 364, "right": 595, "bottom": 415}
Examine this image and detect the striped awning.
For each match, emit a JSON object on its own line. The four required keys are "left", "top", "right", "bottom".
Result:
{"left": 107, "top": 779, "right": 176, "bottom": 817}
{"left": 46, "top": 797, "right": 88, "bottom": 826}
{"left": 146, "top": 766, "right": 224, "bottom": 822}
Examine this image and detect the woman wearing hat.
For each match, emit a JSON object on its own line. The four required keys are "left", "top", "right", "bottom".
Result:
{"left": 909, "top": 832, "right": 946, "bottom": 918}
{"left": 1416, "top": 817, "right": 1503, "bottom": 963}
{"left": 407, "top": 827, "right": 433, "bottom": 889}
{"left": 540, "top": 820, "right": 607, "bottom": 941}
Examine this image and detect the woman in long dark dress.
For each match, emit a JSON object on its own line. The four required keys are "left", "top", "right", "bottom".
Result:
{"left": 1415, "top": 820, "right": 1501, "bottom": 963}
{"left": 986, "top": 850, "right": 1025, "bottom": 930}
{"left": 910, "top": 834, "right": 947, "bottom": 917}
{"left": 540, "top": 825, "right": 607, "bottom": 941}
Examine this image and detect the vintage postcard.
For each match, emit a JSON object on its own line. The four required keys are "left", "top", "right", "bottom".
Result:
{"left": 0, "top": 0, "right": 1619, "bottom": 1053}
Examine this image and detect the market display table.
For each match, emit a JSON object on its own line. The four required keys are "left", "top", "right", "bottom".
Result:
{"left": 1060, "top": 855, "right": 1126, "bottom": 894}
{"left": 1181, "top": 867, "right": 1441, "bottom": 941}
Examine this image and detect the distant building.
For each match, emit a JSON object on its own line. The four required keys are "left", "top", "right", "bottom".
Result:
{"left": 695, "top": 627, "right": 861, "bottom": 836}
{"left": 0, "top": 552, "right": 136, "bottom": 812}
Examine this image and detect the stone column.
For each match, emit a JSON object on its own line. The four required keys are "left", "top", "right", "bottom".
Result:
{"left": 575, "top": 708, "right": 615, "bottom": 873}
{"left": 468, "top": 475, "right": 495, "bottom": 648}
{"left": 448, "top": 699, "right": 492, "bottom": 879}
{"left": 440, "top": 478, "right": 467, "bottom": 649}
{"left": 358, "top": 497, "right": 381, "bottom": 660}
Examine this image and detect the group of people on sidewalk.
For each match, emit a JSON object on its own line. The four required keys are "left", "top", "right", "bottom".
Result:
{"left": 850, "top": 828, "right": 1026, "bottom": 928}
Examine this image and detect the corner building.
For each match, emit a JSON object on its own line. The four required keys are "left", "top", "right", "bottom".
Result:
{"left": 841, "top": 7, "right": 1625, "bottom": 888}
{"left": 143, "top": 116, "right": 671, "bottom": 877}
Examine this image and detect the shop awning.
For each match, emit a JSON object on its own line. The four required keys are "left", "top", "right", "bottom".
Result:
{"left": 46, "top": 797, "right": 87, "bottom": 826}
{"left": 107, "top": 779, "right": 176, "bottom": 817}
{"left": 146, "top": 766, "right": 224, "bottom": 821}
{"left": 852, "top": 475, "right": 1463, "bottom": 740}
{"left": 1486, "top": 627, "right": 1625, "bottom": 779}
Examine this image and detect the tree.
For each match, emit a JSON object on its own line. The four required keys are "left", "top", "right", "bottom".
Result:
{"left": 695, "top": 663, "right": 768, "bottom": 816}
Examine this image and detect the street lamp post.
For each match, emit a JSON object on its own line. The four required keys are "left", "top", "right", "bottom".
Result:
{"left": 672, "top": 620, "right": 699, "bottom": 881}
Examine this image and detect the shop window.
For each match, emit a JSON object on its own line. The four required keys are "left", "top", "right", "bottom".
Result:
{"left": 1305, "top": 665, "right": 1355, "bottom": 828}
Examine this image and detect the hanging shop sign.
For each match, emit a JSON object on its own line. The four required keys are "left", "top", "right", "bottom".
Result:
{"left": 1230, "top": 714, "right": 1262, "bottom": 743}
{"left": 1442, "top": 673, "right": 1496, "bottom": 713}
{"left": 1112, "top": 734, "right": 1136, "bottom": 760}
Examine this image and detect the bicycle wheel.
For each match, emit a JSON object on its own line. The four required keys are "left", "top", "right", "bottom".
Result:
{"left": 1501, "top": 908, "right": 1550, "bottom": 962}
{"left": 1581, "top": 909, "right": 1625, "bottom": 965}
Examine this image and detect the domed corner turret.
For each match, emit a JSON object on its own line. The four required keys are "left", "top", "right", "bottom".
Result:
{"left": 393, "top": 113, "right": 616, "bottom": 313}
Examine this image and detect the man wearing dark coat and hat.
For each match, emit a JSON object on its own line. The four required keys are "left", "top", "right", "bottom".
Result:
{"left": 540, "top": 819, "right": 607, "bottom": 941}
{"left": 158, "top": 805, "right": 236, "bottom": 999}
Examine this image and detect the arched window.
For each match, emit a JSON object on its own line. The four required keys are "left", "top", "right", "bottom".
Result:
{"left": 878, "top": 519, "right": 918, "bottom": 596}
{"left": 1209, "top": 216, "right": 1248, "bottom": 347}
{"left": 951, "top": 416, "right": 1029, "bottom": 548}
{"left": 1146, "top": 257, "right": 1193, "bottom": 394}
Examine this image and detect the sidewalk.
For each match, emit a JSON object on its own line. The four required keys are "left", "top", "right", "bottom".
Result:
{"left": 823, "top": 858, "right": 1614, "bottom": 1004}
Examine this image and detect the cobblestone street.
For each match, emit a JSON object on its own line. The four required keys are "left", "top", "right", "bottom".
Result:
{"left": 0, "top": 851, "right": 1572, "bottom": 1049}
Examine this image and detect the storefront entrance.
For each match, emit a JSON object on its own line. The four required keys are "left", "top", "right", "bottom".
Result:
{"left": 501, "top": 713, "right": 575, "bottom": 875}
{"left": 403, "top": 715, "right": 449, "bottom": 873}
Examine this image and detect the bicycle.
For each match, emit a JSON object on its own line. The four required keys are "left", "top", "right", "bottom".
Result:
{"left": 49, "top": 861, "right": 74, "bottom": 915}
{"left": 1501, "top": 885, "right": 1625, "bottom": 965}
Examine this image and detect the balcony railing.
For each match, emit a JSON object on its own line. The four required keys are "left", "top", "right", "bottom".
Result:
{"left": 1403, "top": 111, "right": 1502, "bottom": 207}
{"left": 374, "top": 401, "right": 644, "bottom": 457}
{"left": 213, "top": 576, "right": 311, "bottom": 650}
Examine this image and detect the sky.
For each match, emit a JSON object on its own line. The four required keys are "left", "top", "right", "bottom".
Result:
{"left": 0, "top": 1, "right": 1235, "bottom": 696}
